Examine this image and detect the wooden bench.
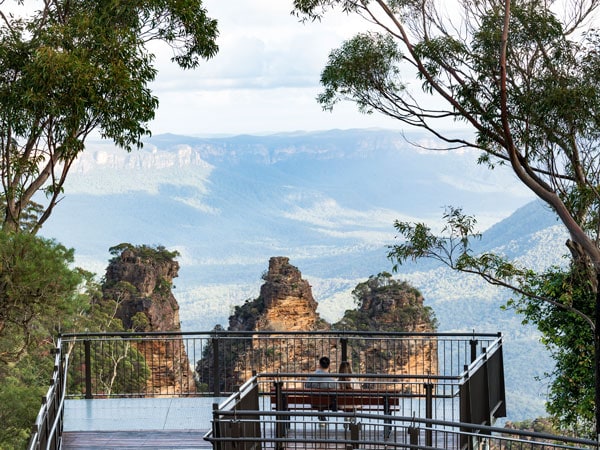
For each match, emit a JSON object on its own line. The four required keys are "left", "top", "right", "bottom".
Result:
{"left": 270, "top": 389, "right": 400, "bottom": 413}
{"left": 270, "top": 384, "right": 401, "bottom": 438}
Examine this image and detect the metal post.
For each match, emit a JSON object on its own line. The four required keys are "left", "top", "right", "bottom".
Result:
{"left": 57, "top": 344, "right": 65, "bottom": 444}
{"left": 212, "top": 337, "right": 220, "bottom": 396}
{"left": 341, "top": 338, "right": 348, "bottom": 362}
{"left": 595, "top": 272, "right": 600, "bottom": 445}
{"left": 84, "top": 340, "right": 92, "bottom": 399}
{"left": 212, "top": 402, "right": 221, "bottom": 450}
{"left": 349, "top": 422, "right": 361, "bottom": 449}
{"left": 274, "top": 381, "right": 286, "bottom": 450}
{"left": 470, "top": 338, "right": 478, "bottom": 364}
{"left": 425, "top": 382, "right": 434, "bottom": 447}
{"left": 383, "top": 396, "right": 392, "bottom": 439}
{"left": 408, "top": 426, "right": 420, "bottom": 446}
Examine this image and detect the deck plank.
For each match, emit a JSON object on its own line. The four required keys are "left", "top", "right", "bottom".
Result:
{"left": 62, "top": 430, "right": 212, "bottom": 449}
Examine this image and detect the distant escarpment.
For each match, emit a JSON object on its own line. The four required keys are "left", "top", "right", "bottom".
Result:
{"left": 102, "top": 244, "right": 195, "bottom": 395}
{"left": 197, "top": 257, "right": 437, "bottom": 391}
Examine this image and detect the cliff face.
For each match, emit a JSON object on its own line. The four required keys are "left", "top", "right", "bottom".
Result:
{"left": 102, "top": 245, "right": 195, "bottom": 395}
{"left": 104, "top": 247, "right": 181, "bottom": 331}
{"left": 334, "top": 273, "right": 438, "bottom": 381}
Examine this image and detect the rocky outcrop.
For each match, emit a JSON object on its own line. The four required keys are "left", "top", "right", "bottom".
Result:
{"left": 102, "top": 244, "right": 195, "bottom": 396}
{"left": 229, "top": 256, "right": 327, "bottom": 332}
{"left": 334, "top": 273, "right": 438, "bottom": 387}
{"left": 334, "top": 273, "right": 436, "bottom": 333}
{"left": 104, "top": 246, "right": 181, "bottom": 331}
{"left": 200, "top": 257, "right": 329, "bottom": 389}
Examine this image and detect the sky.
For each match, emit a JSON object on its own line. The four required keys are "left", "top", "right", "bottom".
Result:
{"left": 148, "top": 1, "right": 405, "bottom": 136}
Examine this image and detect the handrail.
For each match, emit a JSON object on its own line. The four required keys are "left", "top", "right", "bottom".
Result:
{"left": 27, "top": 338, "right": 67, "bottom": 450}
{"left": 216, "top": 375, "right": 258, "bottom": 411}
{"left": 42, "top": 353, "right": 69, "bottom": 450}
{"left": 459, "top": 335, "right": 503, "bottom": 380}
{"left": 259, "top": 371, "right": 461, "bottom": 381}
{"left": 61, "top": 330, "right": 501, "bottom": 338}
{"left": 207, "top": 408, "right": 598, "bottom": 449}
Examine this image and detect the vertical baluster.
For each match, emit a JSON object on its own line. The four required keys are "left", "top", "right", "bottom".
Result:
{"left": 84, "top": 339, "right": 92, "bottom": 399}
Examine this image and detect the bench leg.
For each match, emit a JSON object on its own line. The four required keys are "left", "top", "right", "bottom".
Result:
{"left": 383, "top": 397, "right": 392, "bottom": 440}
{"left": 349, "top": 422, "right": 361, "bottom": 449}
{"left": 276, "top": 417, "right": 288, "bottom": 443}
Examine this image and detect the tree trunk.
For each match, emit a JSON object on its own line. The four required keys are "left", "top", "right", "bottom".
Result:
{"left": 596, "top": 272, "right": 600, "bottom": 442}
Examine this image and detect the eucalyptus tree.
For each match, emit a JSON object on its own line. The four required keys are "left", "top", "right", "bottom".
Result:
{"left": 292, "top": 0, "right": 600, "bottom": 436}
{"left": 0, "top": 0, "right": 218, "bottom": 232}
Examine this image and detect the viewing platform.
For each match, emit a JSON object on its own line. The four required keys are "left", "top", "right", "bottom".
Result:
{"left": 27, "top": 331, "right": 597, "bottom": 450}
{"left": 62, "top": 397, "right": 217, "bottom": 449}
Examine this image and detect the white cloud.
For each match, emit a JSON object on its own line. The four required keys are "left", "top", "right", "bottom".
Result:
{"left": 148, "top": 0, "right": 405, "bottom": 135}
{"left": 312, "top": 228, "right": 395, "bottom": 243}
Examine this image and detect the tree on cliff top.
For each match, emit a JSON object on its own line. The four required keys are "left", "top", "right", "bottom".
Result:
{"left": 335, "top": 272, "right": 437, "bottom": 332}
{"left": 292, "top": 0, "right": 600, "bottom": 436}
{"left": 0, "top": 0, "right": 218, "bottom": 232}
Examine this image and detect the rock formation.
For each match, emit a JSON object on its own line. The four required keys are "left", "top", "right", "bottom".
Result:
{"left": 102, "top": 244, "right": 196, "bottom": 396}
{"left": 199, "top": 257, "right": 330, "bottom": 390}
{"left": 333, "top": 273, "right": 438, "bottom": 389}
{"left": 229, "top": 256, "right": 328, "bottom": 332}
{"left": 198, "top": 258, "right": 438, "bottom": 391}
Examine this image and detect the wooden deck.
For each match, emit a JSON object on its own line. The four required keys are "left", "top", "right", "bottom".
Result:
{"left": 63, "top": 397, "right": 221, "bottom": 449}
{"left": 61, "top": 397, "right": 458, "bottom": 449}
{"left": 62, "top": 430, "right": 211, "bottom": 449}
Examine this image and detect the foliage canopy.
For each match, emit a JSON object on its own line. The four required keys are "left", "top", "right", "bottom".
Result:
{"left": 293, "top": 0, "right": 600, "bottom": 434}
{"left": 0, "top": 0, "right": 218, "bottom": 232}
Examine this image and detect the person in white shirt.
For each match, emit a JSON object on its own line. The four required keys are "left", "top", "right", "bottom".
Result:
{"left": 305, "top": 356, "right": 337, "bottom": 422}
{"left": 305, "top": 356, "right": 337, "bottom": 389}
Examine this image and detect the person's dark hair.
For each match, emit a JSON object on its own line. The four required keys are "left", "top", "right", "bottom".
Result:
{"left": 319, "top": 356, "right": 330, "bottom": 369}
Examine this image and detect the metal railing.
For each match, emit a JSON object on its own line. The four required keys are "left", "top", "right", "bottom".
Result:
{"left": 29, "top": 331, "right": 576, "bottom": 450}
{"left": 60, "top": 331, "right": 499, "bottom": 399}
{"left": 205, "top": 336, "right": 507, "bottom": 448}
{"left": 27, "top": 340, "right": 66, "bottom": 450}
{"left": 205, "top": 368, "right": 593, "bottom": 450}
{"left": 205, "top": 408, "right": 598, "bottom": 449}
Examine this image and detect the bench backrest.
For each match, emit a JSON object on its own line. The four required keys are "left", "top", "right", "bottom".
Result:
{"left": 271, "top": 389, "right": 401, "bottom": 407}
